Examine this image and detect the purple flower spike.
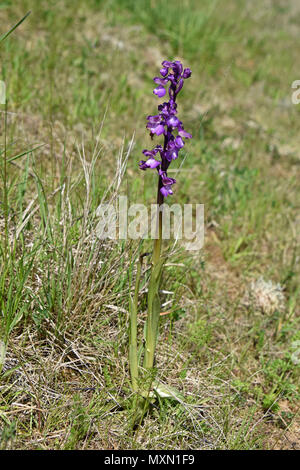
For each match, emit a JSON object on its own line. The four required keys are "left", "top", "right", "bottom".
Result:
{"left": 153, "top": 85, "right": 166, "bottom": 98}
{"left": 139, "top": 59, "right": 192, "bottom": 198}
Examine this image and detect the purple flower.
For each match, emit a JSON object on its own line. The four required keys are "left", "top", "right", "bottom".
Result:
{"left": 166, "top": 115, "right": 180, "bottom": 128}
{"left": 175, "top": 136, "right": 184, "bottom": 148}
{"left": 159, "top": 170, "right": 176, "bottom": 197}
{"left": 167, "top": 150, "right": 178, "bottom": 161}
{"left": 160, "top": 67, "right": 168, "bottom": 77}
{"left": 153, "top": 85, "right": 166, "bottom": 98}
{"left": 142, "top": 145, "right": 162, "bottom": 156}
{"left": 178, "top": 127, "right": 192, "bottom": 139}
{"left": 147, "top": 123, "right": 165, "bottom": 136}
{"left": 139, "top": 157, "right": 161, "bottom": 170}
{"left": 159, "top": 170, "right": 176, "bottom": 186}
{"left": 147, "top": 114, "right": 161, "bottom": 124}
{"left": 160, "top": 185, "right": 173, "bottom": 197}
{"left": 183, "top": 68, "right": 192, "bottom": 78}
{"left": 139, "top": 59, "right": 192, "bottom": 197}
{"left": 153, "top": 77, "right": 169, "bottom": 86}
{"left": 173, "top": 60, "right": 183, "bottom": 75}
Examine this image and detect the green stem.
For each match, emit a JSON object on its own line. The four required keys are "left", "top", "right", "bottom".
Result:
{"left": 152, "top": 177, "right": 163, "bottom": 266}
{"left": 3, "top": 100, "right": 8, "bottom": 260}
{"left": 143, "top": 176, "right": 164, "bottom": 370}
{"left": 129, "top": 254, "right": 143, "bottom": 391}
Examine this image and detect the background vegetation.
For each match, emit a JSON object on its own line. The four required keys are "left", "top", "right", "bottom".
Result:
{"left": 0, "top": 0, "right": 299, "bottom": 449}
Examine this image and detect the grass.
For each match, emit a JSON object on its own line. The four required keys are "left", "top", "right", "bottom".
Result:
{"left": 0, "top": 0, "right": 299, "bottom": 450}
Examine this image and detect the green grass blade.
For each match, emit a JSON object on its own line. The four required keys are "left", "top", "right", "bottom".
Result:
{"left": 0, "top": 11, "right": 31, "bottom": 43}
{"left": 7, "top": 143, "right": 45, "bottom": 163}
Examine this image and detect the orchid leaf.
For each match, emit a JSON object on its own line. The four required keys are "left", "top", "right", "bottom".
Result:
{"left": 153, "top": 382, "right": 184, "bottom": 401}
